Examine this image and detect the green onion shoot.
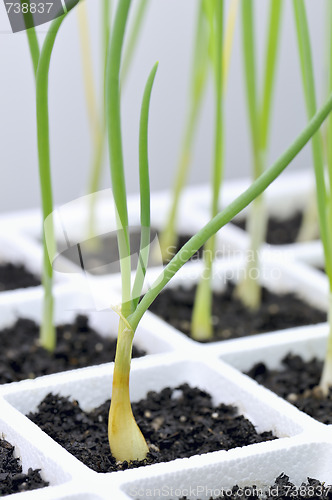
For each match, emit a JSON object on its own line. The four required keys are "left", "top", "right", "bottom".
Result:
{"left": 292, "top": 0, "right": 332, "bottom": 393}
{"left": 106, "top": 0, "right": 332, "bottom": 462}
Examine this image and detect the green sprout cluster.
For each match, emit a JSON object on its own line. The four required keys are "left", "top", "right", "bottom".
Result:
{"left": 24, "top": 0, "right": 149, "bottom": 350}
{"left": 105, "top": 0, "right": 332, "bottom": 460}
{"left": 23, "top": 0, "right": 332, "bottom": 463}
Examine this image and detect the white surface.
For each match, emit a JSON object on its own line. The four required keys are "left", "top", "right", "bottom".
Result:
{"left": 216, "top": 322, "right": 329, "bottom": 376}
{"left": 0, "top": 353, "right": 324, "bottom": 472}
{"left": 117, "top": 436, "right": 332, "bottom": 500}
{"left": 0, "top": 351, "right": 329, "bottom": 499}
{"left": 191, "top": 169, "right": 323, "bottom": 261}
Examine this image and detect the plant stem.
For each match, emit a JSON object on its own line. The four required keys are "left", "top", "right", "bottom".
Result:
{"left": 158, "top": 1, "right": 208, "bottom": 262}
{"left": 128, "top": 90, "right": 332, "bottom": 331}
{"left": 327, "top": 0, "right": 332, "bottom": 212}
{"left": 293, "top": 0, "right": 329, "bottom": 264}
{"left": 86, "top": 0, "right": 111, "bottom": 240}
{"left": 260, "top": 0, "right": 283, "bottom": 152}
{"left": 241, "top": 1, "right": 260, "bottom": 170}
{"left": 132, "top": 62, "right": 159, "bottom": 306}
{"left": 77, "top": 1, "right": 101, "bottom": 141}
{"left": 236, "top": 0, "right": 282, "bottom": 310}
{"left": 36, "top": 8, "right": 75, "bottom": 350}
{"left": 296, "top": 192, "right": 319, "bottom": 242}
{"left": 320, "top": 0, "right": 332, "bottom": 393}
{"left": 235, "top": 194, "right": 266, "bottom": 308}
{"left": 106, "top": 0, "right": 132, "bottom": 308}
{"left": 158, "top": 101, "right": 201, "bottom": 262}
{"left": 25, "top": 27, "right": 40, "bottom": 79}
{"left": 320, "top": 296, "right": 332, "bottom": 393}
{"left": 222, "top": 0, "right": 239, "bottom": 94}
{"left": 106, "top": 0, "right": 151, "bottom": 462}
{"left": 86, "top": 126, "right": 106, "bottom": 241}
{"left": 159, "top": 0, "right": 238, "bottom": 264}
{"left": 235, "top": 0, "right": 263, "bottom": 310}
{"left": 20, "top": 0, "right": 40, "bottom": 78}
{"left": 121, "top": 0, "right": 151, "bottom": 86}
{"left": 191, "top": 0, "right": 223, "bottom": 341}
{"left": 108, "top": 313, "right": 148, "bottom": 461}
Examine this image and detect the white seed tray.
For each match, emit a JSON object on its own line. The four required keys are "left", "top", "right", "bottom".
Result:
{"left": 0, "top": 349, "right": 327, "bottom": 499}
{"left": 0, "top": 282, "right": 190, "bottom": 365}
{"left": 189, "top": 169, "right": 322, "bottom": 261}
{"left": 211, "top": 322, "right": 332, "bottom": 426}
{"left": 0, "top": 170, "right": 321, "bottom": 285}
{"left": 106, "top": 252, "right": 328, "bottom": 352}
{"left": 0, "top": 172, "right": 329, "bottom": 498}
{"left": 213, "top": 322, "right": 329, "bottom": 373}
{"left": 11, "top": 436, "right": 332, "bottom": 500}
{"left": 114, "top": 435, "right": 332, "bottom": 500}
{"left": 0, "top": 230, "right": 68, "bottom": 295}
{"left": 0, "top": 182, "right": 254, "bottom": 279}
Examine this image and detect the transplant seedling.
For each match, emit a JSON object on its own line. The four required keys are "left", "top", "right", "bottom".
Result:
{"left": 190, "top": 0, "right": 224, "bottom": 341}
{"left": 159, "top": 0, "right": 238, "bottom": 263}
{"left": 24, "top": 0, "right": 147, "bottom": 350}
{"left": 24, "top": 1, "right": 80, "bottom": 350}
{"left": 235, "top": 0, "right": 283, "bottom": 310}
{"left": 79, "top": 0, "right": 151, "bottom": 240}
{"left": 296, "top": 0, "right": 332, "bottom": 244}
{"left": 292, "top": 0, "right": 332, "bottom": 393}
{"left": 77, "top": 0, "right": 109, "bottom": 241}
{"left": 106, "top": 0, "right": 332, "bottom": 462}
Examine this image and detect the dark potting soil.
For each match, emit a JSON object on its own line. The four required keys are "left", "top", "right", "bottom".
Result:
{"left": 27, "top": 384, "right": 276, "bottom": 473}
{"left": 148, "top": 282, "right": 326, "bottom": 342}
{"left": 177, "top": 473, "right": 332, "bottom": 499}
{"left": 0, "top": 315, "right": 145, "bottom": 385}
{"left": 232, "top": 212, "right": 303, "bottom": 245}
{"left": 0, "top": 263, "right": 40, "bottom": 291}
{"left": 246, "top": 354, "right": 332, "bottom": 425}
{"left": 0, "top": 438, "right": 48, "bottom": 496}
{"left": 56, "top": 231, "right": 203, "bottom": 275}
{"left": 55, "top": 229, "right": 157, "bottom": 275}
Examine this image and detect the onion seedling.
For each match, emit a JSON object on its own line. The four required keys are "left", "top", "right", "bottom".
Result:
{"left": 235, "top": 0, "right": 283, "bottom": 310}
{"left": 26, "top": 1, "right": 79, "bottom": 350}
{"left": 159, "top": 0, "right": 239, "bottom": 263}
{"left": 296, "top": 1, "right": 332, "bottom": 244}
{"left": 292, "top": 0, "right": 332, "bottom": 393}
{"left": 77, "top": 0, "right": 111, "bottom": 241}
{"left": 106, "top": 0, "right": 332, "bottom": 462}
{"left": 121, "top": 0, "right": 151, "bottom": 86}
{"left": 22, "top": 7, "right": 40, "bottom": 79}
{"left": 79, "top": 0, "right": 151, "bottom": 240}
{"left": 191, "top": 0, "right": 224, "bottom": 341}
{"left": 158, "top": 0, "right": 209, "bottom": 263}
{"left": 296, "top": 193, "right": 319, "bottom": 242}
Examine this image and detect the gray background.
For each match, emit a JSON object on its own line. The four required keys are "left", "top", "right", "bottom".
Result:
{"left": 0, "top": 0, "right": 326, "bottom": 214}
